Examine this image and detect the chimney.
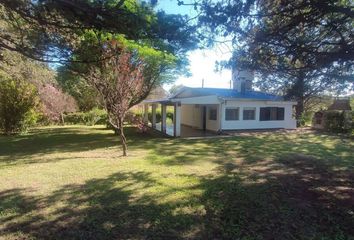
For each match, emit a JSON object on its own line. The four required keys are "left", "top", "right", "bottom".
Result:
{"left": 232, "top": 68, "right": 254, "bottom": 93}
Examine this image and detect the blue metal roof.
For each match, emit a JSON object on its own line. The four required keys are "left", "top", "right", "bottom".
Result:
{"left": 185, "top": 87, "right": 283, "bottom": 101}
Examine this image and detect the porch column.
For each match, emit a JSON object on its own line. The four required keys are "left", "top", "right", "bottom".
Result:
{"left": 219, "top": 102, "right": 224, "bottom": 131}
{"left": 143, "top": 104, "right": 149, "bottom": 124}
{"left": 174, "top": 102, "right": 181, "bottom": 137}
{"left": 161, "top": 104, "right": 167, "bottom": 133}
{"left": 152, "top": 104, "right": 157, "bottom": 129}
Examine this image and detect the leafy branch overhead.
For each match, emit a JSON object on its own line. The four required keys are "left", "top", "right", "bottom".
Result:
{"left": 195, "top": 0, "right": 353, "bottom": 70}
{"left": 0, "top": 0, "right": 198, "bottom": 63}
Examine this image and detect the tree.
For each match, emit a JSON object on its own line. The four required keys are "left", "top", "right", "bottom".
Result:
{"left": 0, "top": 76, "right": 40, "bottom": 134}
{"left": 168, "top": 84, "right": 184, "bottom": 96}
{"left": 0, "top": 49, "right": 78, "bottom": 122}
{"left": 38, "top": 84, "right": 78, "bottom": 123}
{"left": 1, "top": 0, "right": 197, "bottom": 153}
{"left": 196, "top": 0, "right": 354, "bottom": 123}
{"left": 1, "top": 0, "right": 198, "bottom": 117}
{"left": 85, "top": 41, "right": 173, "bottom": 156}
{"left": 57, "top": 67, "right": 100, "bottom": 111}
{"left": 0, "top": 0, "right": 198, "bottom": 63}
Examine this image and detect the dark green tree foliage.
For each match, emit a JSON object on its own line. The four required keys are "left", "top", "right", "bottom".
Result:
{"left": 0, "top": 0, "right": 198, "bottom": 113}
{"left": 196, "top": 0, "right": 354, "bottom": 123}
{"left": 57, "top": 67, "right": 100, "bottom": 111}
{"left": 0, "top": 0, "right": 198, "bottom": 63}
{"left": 324, "top": 110, "right": 352, "bottom": 133}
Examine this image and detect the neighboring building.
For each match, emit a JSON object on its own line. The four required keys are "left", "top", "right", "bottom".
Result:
{"left": 144, "top": 68, "right": 297, "bottom": 137}
{"left": 131, "top": 86, "right": 168, "bottom": 113}
{"left": 313, "top": 98, "right": 352, "bottom": 129}
{"left": 145, "top": 86, "right": 168, "bottom": 100}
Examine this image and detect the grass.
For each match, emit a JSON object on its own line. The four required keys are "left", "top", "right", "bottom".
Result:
{"left": 0, "top": 125, "right": 353, "bottom": 240}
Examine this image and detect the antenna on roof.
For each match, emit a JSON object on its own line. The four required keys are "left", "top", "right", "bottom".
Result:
{"left": 202, "top": 78, "right": 204, "bottom": 88}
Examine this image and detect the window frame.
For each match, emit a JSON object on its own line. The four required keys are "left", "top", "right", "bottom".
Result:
{"left": 225, "top": 107, "right": 240, "bottom": 121}
{"left": 259, "top": 107, "right": 285, "bottom": 121}
{"left": 243, "top": 107, "right": 256, "bottom": 120}
{"left": 209, "top": 107, "right": 217, "bottom": 121}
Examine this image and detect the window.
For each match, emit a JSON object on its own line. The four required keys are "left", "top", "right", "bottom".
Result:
{"left": 260, "top": 107, "right": 285, "bottom": 121}
{"left": 209, "top": 108, "right": 217, "bottom": 120}
{"left": 243, "top": 107, "right": 256, "bottom": 120}
{"left": 225, "top": 108, "right": 239, "bottom": 121}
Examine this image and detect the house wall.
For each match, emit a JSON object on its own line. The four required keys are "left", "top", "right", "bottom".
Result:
{"left": 221, "top": 100, "right": 296, "bottom": 130}
{"left": 178, "top": 95, "right": 222, "bottom": 131}
{"left": 181, "top": 104, "right": 202, "bottom": 129}
{"left": 177, "top": 95, "right": 220, "bottom": 104}
{"left": 180, "top": 104, "right": 221, "bottom": 131}
{"left": 206, "top": 105, "right": 220, "bottom": 131}
{"left": 180, "top": 99, "right": 296, "bottom": 132}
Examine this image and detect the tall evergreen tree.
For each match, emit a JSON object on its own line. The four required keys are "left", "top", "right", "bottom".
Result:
{"left": 196, "top": 0, "right": 354, "bottom": 123}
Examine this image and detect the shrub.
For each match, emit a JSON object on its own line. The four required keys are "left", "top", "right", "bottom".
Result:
{"left": 0, "top": 78, "right": 40, "bottom": 134}
{"left": 64, "top": 108, "right": 107, "bottom": 126}
{"left": 63, "top": 112, "right": 85, "bottom": 125}
{"left": 299, "top": 111, "right": 314, "bottom": 127}
{"left": 324, "top": 110, "right": 352, "bottom": 133}
{"left": 148, "top": 112, "right": 162, "bottom": 123}
{"left": 148, "top": 110, "right": 174, "bottom": 123}
{"left": 84, "top": 108, "right": 107, "bottom": 126}
{"left": 124, "top": 111, "right": 148, "bottom": 133}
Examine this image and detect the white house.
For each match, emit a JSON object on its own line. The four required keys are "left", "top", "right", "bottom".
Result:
{"left": 143, "top": 69, "right": 297, "bottom": 137}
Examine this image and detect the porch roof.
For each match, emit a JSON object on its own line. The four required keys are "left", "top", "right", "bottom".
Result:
{"left": 143, "top": 98, "right": 174, "bottom": 104}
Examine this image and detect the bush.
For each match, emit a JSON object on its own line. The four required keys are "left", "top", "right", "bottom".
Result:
{"left": 84, "top": 108, "right": 107, "bottom": 126}
{"left": 299, "top": 111, "right": 314, "bottom": 127}
{"left": 324, "top": 110, "right": 352, "bottom": 133}
{"left": 63, "top": 112, "right": 85, "bottom": 125}
{"left": 167, "top": 111, "right": 174, "bottom": 122}
{"left": 147, "top": 110, "right": 174, "bottom": 123}
{"left": 148, "top": 112, "right": 162, "bottom": 123}
{"left": 64, "top": 108, "right": 107, "bottom": 126}
{"left": 0, "top": 78, "right": 40, "bottom": 134}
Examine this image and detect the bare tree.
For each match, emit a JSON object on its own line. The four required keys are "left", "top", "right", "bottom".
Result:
{"left": 87, "top": 42, "right": 160, "bottom": 156}
{"left": 38, "top": 84, "right": 78, "bottom": 123}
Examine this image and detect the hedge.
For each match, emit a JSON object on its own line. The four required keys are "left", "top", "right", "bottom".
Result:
{"left": 324, "top": 110, "right": 352, "bottom": 133}
{"left": 64, "top": 108, "right": 107, "bottom": 126}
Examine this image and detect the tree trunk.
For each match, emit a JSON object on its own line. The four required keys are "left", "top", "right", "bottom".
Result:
{"left": 60, "top": 112, "right": 65, "bottom": 125}
{"left": 294, "top": 74, "right": 305, "bottom": 127}
{"left": 118, "top": 119, "right": 127, "bottom": 156}
{"left": 296, "top": 97, "right": 305, "bottom": 126}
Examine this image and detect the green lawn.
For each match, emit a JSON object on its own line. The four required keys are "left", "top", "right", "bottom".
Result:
{"left": 0, "top": 126, "right": 353, "bottom": 239}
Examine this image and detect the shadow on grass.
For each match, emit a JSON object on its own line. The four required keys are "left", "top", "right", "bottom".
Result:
{"left": 0, "top": 171, "right": 204, "bottom": 239}
{"left": 143, "top": 132, "right": 354, "bottom": 170}
{"left": 201, "top": 154, "right": 354, "bottom": 239}
{"left": 0, "top": 126, "right": 117, "bottom": 156}
{"left": 0, "top": 126, "right": 164, "bottom": 166}
{"left": 2, "top": 126, "right": 352, "bottom": 169}
{"left": 0, "top": 126, "right": 353, "bottom": 239}
{"left": 1, "top": 156, "right": 353, "bottom": 239}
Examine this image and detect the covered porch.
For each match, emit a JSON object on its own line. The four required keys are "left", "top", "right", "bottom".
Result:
{"left": 143, "top": 99, "right": 221, "bottom": 137}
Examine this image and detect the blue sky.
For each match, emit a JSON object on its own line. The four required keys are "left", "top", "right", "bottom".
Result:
{"left": 156, "top": 0, "right": 233, "bottom": 90}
